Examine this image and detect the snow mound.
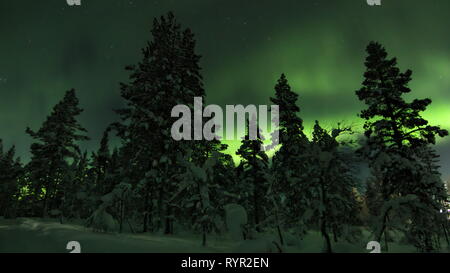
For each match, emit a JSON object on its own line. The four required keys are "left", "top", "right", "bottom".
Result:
{"left": 85, "top": 208, "right": 119, "bottom": 233}
{"left": 224, "top": 203, "right": 247, "bottom": 241}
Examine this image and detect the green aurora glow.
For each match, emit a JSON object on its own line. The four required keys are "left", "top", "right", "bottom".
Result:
{"left": 0, "top": 0, "right": 449, "bottom": 172}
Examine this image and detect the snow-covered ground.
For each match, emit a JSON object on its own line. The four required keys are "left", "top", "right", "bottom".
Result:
{"left": 0, "top": 218, "right": 233, "bottom": 253}
{"left": 0, "top": 218, "right": 437, "bottom": 253}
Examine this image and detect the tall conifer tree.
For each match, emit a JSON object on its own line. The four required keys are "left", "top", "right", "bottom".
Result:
{"left": 113, "top": 12, "right": 206, "bottom": 233}
{"left": 269, "top": 74, "right": 310, "bottom": 232}
{"left": 356, "top": 42, "right": 448, "bottom": 251}
{"left": 26, "top": 89, "right": 89, "bottom": 217}
{"left": 236, "top": 119, "right": 269, "bottom": 232}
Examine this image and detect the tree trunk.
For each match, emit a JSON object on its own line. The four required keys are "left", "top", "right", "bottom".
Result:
{"left": 42, "top": 182, "right": 51, "bottom": 218}
{"left": 322, "top": 224, "right": 332, "bottom": 253}
{"left": 143, "top": 212, "right": 148, "bottom": 233}
{"left": 275, "top": 209, "right": 284, "bottom": 246}
{"left": 164, "top": 206, "right": 173, "bottom": 234}
{"left": 253, "top": 185, "right": 261, "bottom": 232}
{"left": 202, "top": 224, "right": 207, "bottom": 247}
{"left": 320, "top": 176, "right": 332, "bottom": 253}
{"left": 143, "top": 186, "right": 149, "bottom": 233}
{"left": 276, "top": 224, "right": 284, "bottom": 246}
{"left": 273, "top": 198, "right": 284, "bottom": 245}
{"left": 127, "top": 217, "right": 135, "bottom": 234}
{"left": 442, "top": 223, "right": 449, "bottom": 246}
{"left": 253, "top": 165, "right": 261, "bottom": 233}
{"left": 157, "top": 187, "right": 164, "bottom": 232}
{"left": 376, "top": 207, "right": 391, "bottom": 245}
{"left": 42, "top": 196, "right": 49, "bottom": 218}
{"left": 384, "top": 228, "right": 389, "bottom": 252}
{"left": 119, "top": 199, "right": 125, "bottom": 233}
{"left": 270, "top": 176, "right": 284, "bottom": 246}
{"left": 59, "top": 204, "right": 64, "bottom": 224}
{"left": 333, "top": 228, "right": 338, "bottom": 243}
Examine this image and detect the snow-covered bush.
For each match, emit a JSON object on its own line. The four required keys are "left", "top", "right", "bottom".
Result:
{"left": 85, "top": 207, "right": 119, "bottom": 233}
{"left": 224, "top": 203, "right": 248, "bottom": 241}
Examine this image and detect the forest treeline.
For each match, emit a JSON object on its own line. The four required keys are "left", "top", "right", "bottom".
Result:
{"left": 0, "top": 12, "right": 449, "bottom": 253}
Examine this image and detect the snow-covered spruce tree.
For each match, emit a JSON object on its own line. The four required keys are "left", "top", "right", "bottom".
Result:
{"left": 183, "top": 143, "right": 236, "bottom": 233}
{"left": 112, "top": 12, "right": 205, "bottom": 234}
{"left": 269, "top": 74, "right": 310, "bottom": 235}
{"left": 168, "top": 152, "right": 221, "bottom": 246}
{"left": 407, "top": 145, "right": 449, "bottom": 250}
{"left": 356, "top": 42, "right": 448, "bottom": 252}
{"left": 0, "top": 140, "right": 23, "bottom": 218}
{"left": 187, "top": 124, "right": 236, "bottom": 222}
{"left": 90, "top": 141, "right": 134, "bottom": 228}
{"left": 85, "top": 128, "right": 124, "bottom": 224}
{"left": 168, "top": 122, "right": 236, "bottom": 245}
{"left": 236, "top": 119, "right": 270, "bottom": 234}
{"left": 26, "top": 89, "right": 89, "bottom": 218}
{"left": 304, "top": 121, "right": 360, "bottom": 253}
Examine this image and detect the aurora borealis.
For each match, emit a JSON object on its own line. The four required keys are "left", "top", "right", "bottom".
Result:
{"left": 0, "top": 0, "right": 449, "bottom": 176}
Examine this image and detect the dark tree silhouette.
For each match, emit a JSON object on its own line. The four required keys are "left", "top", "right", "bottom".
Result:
{"left": 270, "top": 74, "right": 306, "bottom": 146}
{"left": 356, "top": 42, "right": 448, "bottom": 251}
{"left": 112, "top": 12, "right": 206, "bottom": 234}
{"left": 236, "top": 118, "right": 269, "bottom": 233}
{"left": 307, "top": 121, "right": 360, "bottom": 253}
{"left": 61, "top": 150, "right": 89, "bottom": 221}
{"left": 269, "top": 74, "right": 310, "bottom": 234}
{"left": 26, "top": 89, "right": 89, "bottom": 218}
{"left": 2, "top": 13, "right": 450, "bottom": 253}
{"left": 0, "top": 140, "right": 23, "bottom": 218}
{"left": 91, "top": 129, "right": 112, "bottom": 196}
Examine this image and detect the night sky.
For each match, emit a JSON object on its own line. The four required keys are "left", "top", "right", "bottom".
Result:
{"left": 1, "top": 0, "right": 449, "bottom": 177}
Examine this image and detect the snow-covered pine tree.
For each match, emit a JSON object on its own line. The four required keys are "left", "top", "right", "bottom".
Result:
{"left": 269, "top": 74, "right": 310, "bottom": 235}
{"left": 406, "top": 145, "right": 449, "bottom": 251}
{"left": 112, "top": 12, "right": 205, "bottom": 234}
{"left": 306, "top": 121, "right": 360, "bottom": 253}
{"left": 187, "top": 124, "right": 235, "bottom": 233}
{"left": 356, "top": 41, "right": 449, "bottom": 252}
{"left": 168, "top": 151, "right": 224, "bottom": 246}
{"left": 236, "top": 118, "right": 269, "bottom": 233}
